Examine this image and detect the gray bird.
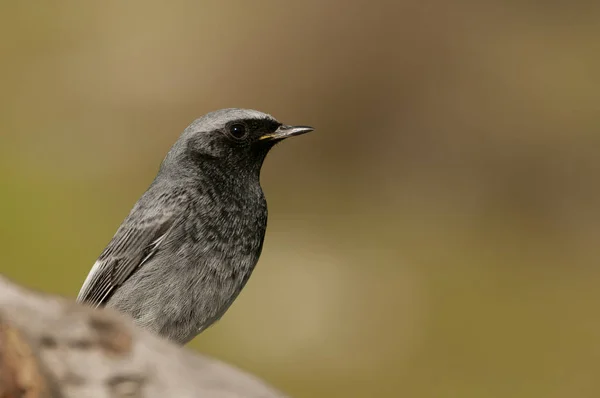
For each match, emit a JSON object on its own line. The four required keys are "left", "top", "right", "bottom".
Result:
{"left": 76, "top": 108, "right": 314, "bottom": 344}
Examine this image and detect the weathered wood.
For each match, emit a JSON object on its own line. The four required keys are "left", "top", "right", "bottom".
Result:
{"left": 0, "top": 275, "right": 286, "bottom": 398}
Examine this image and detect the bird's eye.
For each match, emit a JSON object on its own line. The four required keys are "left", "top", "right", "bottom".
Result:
{"left": 229, "top": 123, "right": 247, "bottom": 139}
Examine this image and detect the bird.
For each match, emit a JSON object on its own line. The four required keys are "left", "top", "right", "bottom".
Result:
{"left": 76, "top": 108, "right": 314, "bottom": 344}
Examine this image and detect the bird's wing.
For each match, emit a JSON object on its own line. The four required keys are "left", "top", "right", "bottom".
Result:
{"left": 76, "top": 200, "right": 182, "bottom": 307}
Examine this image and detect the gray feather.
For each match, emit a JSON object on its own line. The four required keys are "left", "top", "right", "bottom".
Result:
{"left": 77, "top": 192, "right": 183, "bottom": 307}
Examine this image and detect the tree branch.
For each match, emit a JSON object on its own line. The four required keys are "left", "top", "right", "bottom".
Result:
{"left": 0, "top": 275, "right": 286, "bottom": 398}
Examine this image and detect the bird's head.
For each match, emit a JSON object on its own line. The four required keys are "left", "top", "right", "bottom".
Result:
{"left": 161, "top": 108, "right": 313, "bottom": 180}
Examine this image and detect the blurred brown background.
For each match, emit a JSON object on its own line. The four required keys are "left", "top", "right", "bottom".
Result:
{"left": 0, "top": 1, "right": 599, "bottom": 397}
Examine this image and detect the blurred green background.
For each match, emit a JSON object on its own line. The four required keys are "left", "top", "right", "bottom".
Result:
{"left": 1, "top": 2, "right": 599, "bottom": 397}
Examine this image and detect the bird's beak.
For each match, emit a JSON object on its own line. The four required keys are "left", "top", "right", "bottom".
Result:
{"left": 258, "top": 125, "right": 314, "bottom": 142}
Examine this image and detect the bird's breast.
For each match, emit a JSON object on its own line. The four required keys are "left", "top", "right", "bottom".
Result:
{"left": 185, "top": 183, "right": 267, "bottom": 259}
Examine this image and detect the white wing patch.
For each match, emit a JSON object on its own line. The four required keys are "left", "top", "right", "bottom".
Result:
{"left": 76, "top": 259, "right": 104, "bottom": 305}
